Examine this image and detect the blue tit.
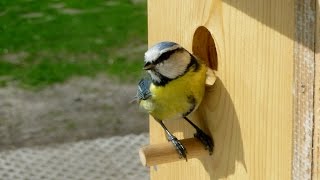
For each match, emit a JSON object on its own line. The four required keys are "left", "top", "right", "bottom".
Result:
{"left": 135, "top": 41, "right": 214, "bottom": 159}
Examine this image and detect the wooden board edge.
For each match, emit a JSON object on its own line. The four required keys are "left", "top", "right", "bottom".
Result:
{"left": 292, "top": 0, "right": 316, "bottom": 180}
{"left": 312, "top": 0, "right": 320, "bottom": 179}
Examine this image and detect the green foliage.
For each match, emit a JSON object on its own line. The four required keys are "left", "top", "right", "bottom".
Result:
{"left": 0, "top": 0, "right": 147, "bottom": 88}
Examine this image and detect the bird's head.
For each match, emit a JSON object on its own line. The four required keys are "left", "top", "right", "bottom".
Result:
{"left": 144, "top": 41, "right": 193, "bottom": 85}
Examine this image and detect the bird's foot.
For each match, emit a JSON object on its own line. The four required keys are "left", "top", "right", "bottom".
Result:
{"left": 194, "top": 129, "right": 214, "bottom": 155}
{"left": 167, "top": 134, "right": 187, "bottom": 160}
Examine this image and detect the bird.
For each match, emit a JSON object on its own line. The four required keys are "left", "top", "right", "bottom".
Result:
{"left": 134, "top": 41, "right": 214, "bottom": 160}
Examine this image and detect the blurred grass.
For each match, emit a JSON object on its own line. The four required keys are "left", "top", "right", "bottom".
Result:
{"left": 0, "top": 0, "right": 147, "bottom": 88}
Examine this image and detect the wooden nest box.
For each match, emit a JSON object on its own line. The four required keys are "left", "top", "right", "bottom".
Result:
{"left": 140, "top": 0, "right": 320, "bottom": 179}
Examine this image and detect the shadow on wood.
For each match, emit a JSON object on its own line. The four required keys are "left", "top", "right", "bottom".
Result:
{"left": 197, "top": 78, "right": 247, "bottom": 179}
{"left": 193, "top": 26, "right": 247, "bottom": 179}
{"left": 160, "top": 80, "right": 247, "bottom": 179}
{"left": 148, "top": 0, "right": 296, "bottom": 179}
{"left": 222, "top": 0, "right": 299, "bottom": 49}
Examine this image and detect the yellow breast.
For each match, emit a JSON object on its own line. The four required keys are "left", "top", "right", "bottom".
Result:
{"left": 140, "top": 63, "right": 207, "bottom": 121}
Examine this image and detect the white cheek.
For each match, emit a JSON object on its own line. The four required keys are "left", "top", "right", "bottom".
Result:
{"left": 157, "top": 52, "right": 190, "bottom": 79}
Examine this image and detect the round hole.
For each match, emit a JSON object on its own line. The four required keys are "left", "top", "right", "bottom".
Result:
{"left": 192, "top": 26, "right": 218, "bottom": 70}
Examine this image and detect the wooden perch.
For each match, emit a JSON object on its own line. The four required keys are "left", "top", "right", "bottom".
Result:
{"left": 139, "top": 138, "right": 210, "bottom": 166}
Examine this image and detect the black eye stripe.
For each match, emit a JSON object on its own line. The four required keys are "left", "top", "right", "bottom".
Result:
{"left": 153, "top": 48, "right": 183, "bottom": 65}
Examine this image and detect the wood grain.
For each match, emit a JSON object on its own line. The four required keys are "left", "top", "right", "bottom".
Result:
{"left": 292, "top": 1, "right": 316, "bottom": 179}
{"left": 148, "top": 0, "right": 294, "bottom": 179}
{"left": 313, "top": 0, "right": 320, "bottom": 179}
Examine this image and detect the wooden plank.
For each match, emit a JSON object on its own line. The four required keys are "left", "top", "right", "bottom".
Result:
{"left": 147, "top": 0, "right": 294, "bottom": 179}
{"left": 313, "top": 0, "right": 320, "bottom": 179}
{"left": 292, "top": 1, "right": 316, "bottom": 180}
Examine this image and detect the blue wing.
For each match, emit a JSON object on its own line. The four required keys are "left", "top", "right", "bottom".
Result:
{"left": 136, "top": 78, "right": 152, "bottom": 100}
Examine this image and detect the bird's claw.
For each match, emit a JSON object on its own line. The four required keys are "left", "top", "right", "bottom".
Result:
{"left": 194, "top": 130, "right": 214, "bottom": 155}
{"left": 167, "top": 135, "right": 187, "bottom": 160}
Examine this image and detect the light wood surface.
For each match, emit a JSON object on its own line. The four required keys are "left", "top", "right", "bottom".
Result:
{"left": 313, "top": 1, "right": 320, "bottom": 179}
{"left": 147, "top": 0, "right": 294, "bottom": 179}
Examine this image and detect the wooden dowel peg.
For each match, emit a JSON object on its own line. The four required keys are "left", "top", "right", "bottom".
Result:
{"left": 139, "top": 138, "right": 210, "bottom": 167}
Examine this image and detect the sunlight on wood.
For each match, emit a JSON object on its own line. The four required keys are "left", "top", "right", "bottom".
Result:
{"left": 148, "top": 0, "right": 294, "bottom": 179}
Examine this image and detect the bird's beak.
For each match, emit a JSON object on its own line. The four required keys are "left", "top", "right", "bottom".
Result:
{"left": 143, "top": 63, "right": 155, "bottom": 70}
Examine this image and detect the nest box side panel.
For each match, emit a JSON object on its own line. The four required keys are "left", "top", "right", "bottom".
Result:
{"left": 147, "top": 0, "right": 294, "bottom": 179}
{"left": 313, "top": 0, "right": 320, "bottom": 179}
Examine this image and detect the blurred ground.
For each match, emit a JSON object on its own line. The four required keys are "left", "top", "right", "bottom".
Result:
{"left": 0, "top": 0, "right": 148, "bottom": 150}
{"left": 0, "top": 0, "right": 148, "bottom": 180}
{"left": 0, "top": 0, "right": 149, "bottom": 179}
{"left": 0, "top": 75, "right": 148, "bottom": 149}
{"left": 0, "top": 133, "right": 149, "bottom": 180}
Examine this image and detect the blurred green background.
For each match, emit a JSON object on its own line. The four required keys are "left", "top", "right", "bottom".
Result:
{"left": 0, "top": 0, "right": 148, "bottom": 149}
{"left": 0, "top": 0, "right": 147, "bottom": 89}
